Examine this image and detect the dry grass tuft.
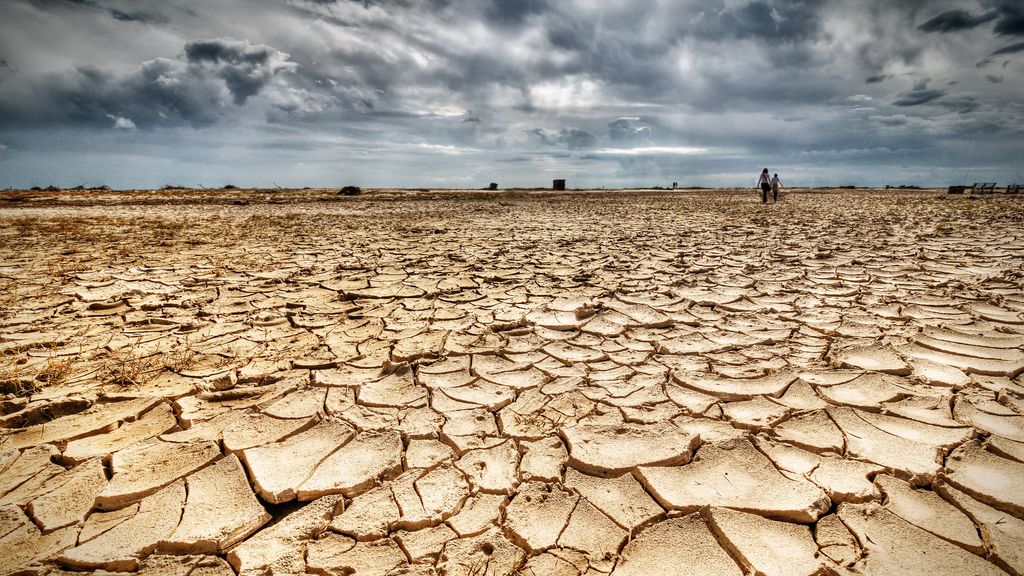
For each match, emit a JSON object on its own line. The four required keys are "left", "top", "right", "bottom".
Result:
{"left": 0, "top": 350, "right": 36, "bottom": 395}
{"left": 38, "top": 355, "right": 76, "bottom": 385}
{"left": 162, "top": 340, "right": 198, "bottom": 372}
{"left": 103, "top": 347, "right": 157, "bottom": 387}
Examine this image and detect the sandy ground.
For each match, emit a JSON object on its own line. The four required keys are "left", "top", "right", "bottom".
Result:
{"left": 2, "top": 187, "right": 1024, "bottom": 576}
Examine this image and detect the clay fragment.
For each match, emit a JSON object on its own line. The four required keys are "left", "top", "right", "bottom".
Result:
{"left": 557, "top": 498, "right": 627, "bottom": 558}
{"left": 560, "top": 421, "right": 700, "bottom": 476}
{"left": 828, "top": 406, "right": 944, "bottom": 484}
{"left": 942, "top": 440, "right": 1024, "bottom": 519}
{"left": 563, "top": 468, "right": 662, "bottom": 531}
{"left": 835, "top": 344, "right": 911, "bottom": 375}
{"left": 612, "top": 514, "right": 742, "bottom": 576}
{"left": 297, "top": 430, "right": 403, "bottom": 500}
{"left": 815, "top": 513, "right": 859, "bottom": 566}
{"left": 679, "top": 370, "right": 796, "bottom": 401}
{"left": 437, "top": 529, "right": 525, "bottom": 576}
{"left": 161, "top": 454, "right": 270, "bottom": 553}
{"left": 936, "top": 480, "right": 1024, "bottom": 575}
{"left": 306, "top": 535, "right": 407, "bottom": 576}
{"left": 97, "top": 439, "right": 221, "bottom": 509}
{"left": 59, "top": 480, "right": 187, "bottom": 571}
{"left": 454, "top": 441, "right": 520, "bottom": 494}
{"left": 27, "top": 457, "right": 107, "bottom": 531}
{"left": 505, "top": 482, "right": 578, "bottom": 552}
{"left": 839, "top": 501, "right": 1005, "bottom": 575}
{"left": 520, "top": 437, "right": 568, "bottom": 481}
{"left": 4, "top": 397, "right": 162, "bottom": 450}
{"left": 637, "top": 439, "right": 830, "bottom": 522}
{"left": 705, "top": 507, "right": 826, "bottom": 576}
{"left": 227, "top": 495, "right": 344, "bottom": 576}
{"left": 239, "top": 418, "right": 354, "bottom": 503}
{"left": 62, "top": 403, "right": 179, "bottom": 464}
{"left": 772, "top": 409, "right": 844, "bottom": 453}
{"left": 875, "top": 474, "right": 983, "bottom": 553}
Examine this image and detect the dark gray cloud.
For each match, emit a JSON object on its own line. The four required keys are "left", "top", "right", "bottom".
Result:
{"left": 608, "top": 118, "right": 652, "bottom": 142}
{"left": 560, "top": 128, "right": 597, "bottom": 150}
{"left": 991, "top": 40, "right": 1024, "bottom": 54}
{"left": 64, "top": 60, "right": 226, "bottom": 127}
{"left": 917, "top": 9, "right": 997, "bottom": 33}
{"left": 483, "top": 0, "right": 548, "bottom": 27}
{"left": 184, "top": 38, "right": 297, "bottom": 104}
{"left": 936, "top": 96, "right": 980, "bottom": 113}
{"left": 0, "top": 37, "right": 297, "bottom": 128}
{"left": 698, "top": 0, "right": 825, "bottom": 42}
{"left": 988, "top": 0, "right": 1024, "bottom": 35}
{"left": 110, "top": 9, "right": 155, "bottom": 22}
{"left": 877, "top": 116, "right": 909, "bottom": 126}
{"left": 893, "top": 89, "right": 946, "bottom": 106}
{"left": 526, "top": 127, "right": 597, "bottom": 150}
{"left": 42, "top": 0, "right": 165, "bottom": 25}
{"left": 524, "top": 128, "right": 554, "bottom": 145}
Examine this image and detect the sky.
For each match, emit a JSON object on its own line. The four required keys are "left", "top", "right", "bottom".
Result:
{"left": 1, "top": 0, "right": 1023, "bottom": 189}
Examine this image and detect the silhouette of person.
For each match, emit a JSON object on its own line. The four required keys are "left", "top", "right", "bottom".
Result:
{"left": 757, "top": 168, "right": 771, "bottom": 203}
{"left": 771, "top": 173, "right": 783, "bottom": 202}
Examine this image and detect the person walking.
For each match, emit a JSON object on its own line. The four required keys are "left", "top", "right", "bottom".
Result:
{"left": 757, "top": 168, "right": 771, "bottom": 203}
{"left": 771, "top": 173, "right": 783, "bottom": 202}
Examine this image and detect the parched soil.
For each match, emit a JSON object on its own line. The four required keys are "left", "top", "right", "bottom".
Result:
{"left": 2, "top": 187, "right": 1024, "bottom": 576}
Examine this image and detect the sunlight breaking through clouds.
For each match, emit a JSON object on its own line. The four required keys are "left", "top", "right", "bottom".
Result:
{"left": 593, "top": 146, "right": 708, "bottom": 156}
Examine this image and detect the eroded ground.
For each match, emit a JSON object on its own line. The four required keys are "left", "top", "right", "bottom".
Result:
{"left": 2, "top": 188, "right": 1024, "bottom": 576}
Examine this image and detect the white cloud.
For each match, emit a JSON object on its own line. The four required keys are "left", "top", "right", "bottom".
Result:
{"left": 593, "top": 146, "right": 707, "bottom": 156}
{"left": 529, "top": 77, "right": 604, "bottom": 109}
{"left": 109, "top": 115, "right": 137, "bottom": 130}
{"left": 412, "top": 143, "right": 471, "bottom": 155}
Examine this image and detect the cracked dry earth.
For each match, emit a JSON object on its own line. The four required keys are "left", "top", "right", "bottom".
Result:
{"left": 2, "top": 188, "right": 1024, "bottom": 576}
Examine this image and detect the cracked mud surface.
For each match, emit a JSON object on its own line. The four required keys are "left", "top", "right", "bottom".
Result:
{"left": 2, "top": 187, "right": 1024, "bottom": 576}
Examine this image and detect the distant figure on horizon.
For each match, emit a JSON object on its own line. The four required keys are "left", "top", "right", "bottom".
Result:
{"left": 771, "top": 173, "right": 783, "bottom": 202}
{"left": 757, "top": 168, "right": 771, "bottom": 203}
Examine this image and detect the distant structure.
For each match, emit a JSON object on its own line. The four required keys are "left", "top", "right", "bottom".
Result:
{"left": 553, "top": 179, "right": 566, "bottom": 191}
{"left": 488, "top": 182, "right": 498, "bottom": 190}
{"left": 672, "top": 182, "right": 678, "bottom": 189}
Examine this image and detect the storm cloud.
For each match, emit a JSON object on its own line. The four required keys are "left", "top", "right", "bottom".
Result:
{"left": 893, "top": 89, "right": 947, "bottom": 107}
{"left": 989, "top": 0, "right": 1024, "bottom": 35}
{"left": 0, "top": 0, "right": 1021, "bottom": 188}
{"left": 0, "top": 37, "right": 298, "bottom": 129}
{"left": 918, "top": 10, "right": 998, "bottom": 33}
{"left": 608, "top": 118, "right": 653, "bottom": 143}
{"left": 526, "top": 128, "right": 598, "bottom": 150}
{"left": 184, "top": 38, "right": 297, "bottom": 104}
{"left": 918, "top": 2, "right": 1024, "bottom": 35}
{"left": 991, "top": 40, "right": 1024, "bottom": 55}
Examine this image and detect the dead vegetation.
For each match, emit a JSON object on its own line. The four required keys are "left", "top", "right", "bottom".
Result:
{"left": 102, "top": 347, "right": 158, "bottom": 387}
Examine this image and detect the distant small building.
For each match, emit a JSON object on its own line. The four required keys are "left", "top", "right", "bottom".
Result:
{"left": 553, "top": 179, "right": 566, "bottom": 191}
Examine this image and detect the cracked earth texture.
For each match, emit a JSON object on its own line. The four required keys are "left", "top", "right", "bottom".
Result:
{"left": 2, "top": 187, "right": 1024, "bottom": 576}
